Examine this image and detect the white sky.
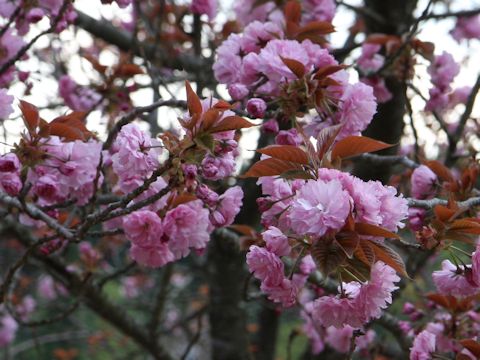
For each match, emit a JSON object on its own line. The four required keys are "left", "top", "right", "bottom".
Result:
{"left": 1, "top": 0, "right": 479, "bottom": 159}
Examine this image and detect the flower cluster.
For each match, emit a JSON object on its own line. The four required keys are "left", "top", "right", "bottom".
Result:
{"left": 432, "top": 245, "right": 480, "bottom": 296}
{"left": 308, "top": 262, "right": 400, "bottom": 328}
{"left": 258, "top": 168, "right": 407, "bottom": 233}
{"left": 115, "top": 101, "right": 245, "bottom": 268}
{"left": 26, "top": 137, "right": 103, "bottom": 206}
{"left": 247, "top": 166, "right": 406, "bottom": 327}
{"left": 0, "top": 0, "right": 76, "bottom": 35}
{"left": 190, "top": 0, "right": 217, "bottom": 20}
{"left": 426, "top": 52, "right": 460, "bottom": 111}
{"left": 451, "top": 15, "right": 480, "bottom": 42}
{"left": 59, "top": 75, "right": 102, "bottom": 112}
{"left": 408, "top": 165, "right": 438, "bottom": 231}
{"left": 356, "top": 43, "right": 392, "bottom": 103}
{"left": 233, "top": 0, "right": 335, "bottom": 28}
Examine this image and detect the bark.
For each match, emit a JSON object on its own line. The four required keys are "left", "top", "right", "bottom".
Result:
{"left": 207, "top": 230, "right": 249, "bottom": 360}
{"left": 353, "top": 0, "right": 418, "bottom": 183}
{"left": 1, "top": 219, "right": 172, "bottom": 360}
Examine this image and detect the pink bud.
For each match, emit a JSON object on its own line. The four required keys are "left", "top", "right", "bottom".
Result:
{"left": 247, "top": 98, "right": 267, "bottom": 118}
{"left": 262, "top": 119, "right": 279, "bottom": 134}
{"left": 228, "top": 83, "right": 249, "bottom": 100}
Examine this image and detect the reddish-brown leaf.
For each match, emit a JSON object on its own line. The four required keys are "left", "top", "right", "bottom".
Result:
{"left": 19, "top": 100, "right": 39, "bottom": 136}
{"left": 316, "top": 124, "right": 343, "bottom": 160}
{"left": 280, "top": 57, "right": 306, "bottom": 78}
{"left": 311, "top": 239, "right": 347, "bottom": 275}
{"left": 229, "top": 225, "right": 256, "bottom": 237}
{"left": 185, "top": 81, "right": 203, "bottom": 117}
{"left": 450, "top": 219, "right": 480, "bottom": 234}
{"left": 209, "top": 115, "right": 255, "bottom": 133}
{"left": 314, "top": 65, "right": 345, "bottom": 80}
{"left": 434, "top": 204, "right": 457, "bottom": 222}
{"left": 49, "top": 123, "right": 86, "bottom": 141}
{"left": 427, "top": 293, "right": 457, "bottom": 310}
{"left": 424, "top": 160, "right": 454, "bottom": 182}
{"left": 170, "top": 193, "right": 197, "bottom": 208}
{"left": 213, "top": 100, "right": 232, "bottom": 110}
{"left": 257, "top": 145, "right": 309, "bottom": 165}
{"left": 83, "top": 53, "right": 108, "bottom": 74}
{"left": 368, "top": 240, "right": 408, "bottom": 277}
{"left": 355, "top": 223, "right": 400, "bottom": 239}
{"left": 355, "top": 241, "right": 375, "bottom": 266}
{"left": 336, "top": 233, "right": 359, "bottom": 258}
{"left": 331, "top": 136, "right": 393, "bottom": 160}
{"left": 296, "top": 21, "right": 335, "bottom": 38}
{"left": 201, "top": 108, "right": 221, "bottom": 131}
{"left": 115, "top": 63, "right": 144, "bottom": 77}
{"left": 284, "top": 1, "right": 301, "bottom": 24}
{"left": 242, "top": 158, "right": 303, "bottom": 178}
{"left": 460, "top": 339, "right": 480, "bottom": 357}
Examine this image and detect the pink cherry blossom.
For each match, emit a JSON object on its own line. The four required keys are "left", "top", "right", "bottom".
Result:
{"left": 163, "top": 200, "right": 210, "bottom": 258}
{"left": 261, "top": 277, "right": 298, "bottom": 307}
{"left": 357, "top": 43, "right": 384, "bottom": 73}
{"left": 411, "top": 165, "right": 437, "bottom": 199}
{"left": 263, "top": 226, "right": 291, "bottom": 257}
{"left": 289, "top": 179, "right": 351, "bottom": 236}
{"left": 201, "top": 154, "right": 235, "bottom": 180}
{"left": 0, "top": 315, "right": 18, "bottom": 346}
{"left": 241, "top": 21, "right": 283, "bottom": 54}
{"left": 432, "top": 260, "right": 479, "bottom": 296}
{"left": 311, "top": 262, "right": 399, "bottom": 328}
{"left": 336, "top": 82, "right": 377, "bottom": 140}
{"left": 451, "top": 15, "right": 480, "bottom": 42}
{"left": 246, "top": 98, "right": 267, "bottom": 118}
{"left": 0, "top": 172, "right": 22, "bottom": 196}
{"left": 190, "top": 0, "right": 217, "bottom": 19}
{"left": 0, "top": 88, "right": 14, "bottom": 119}
{"left": 246, "top": 246, "right": 285, "bottom": 284}
{"left": 0, "top": 153, "right": 20, "bottom": 173}
{"left": 111, "top": 124, "right": 160, "bottom": 192}
{"left": 275, "top": 129, "right": 303, "bottom": 146}
{"left": 302, "top": 0, "right": 336, "bottom": 23}
{"left": 210, "top": 186, "right": 243, "bottom": 227}
{"left": 262, "top": 119, "right": 279, "bottom": 134}
{"left": 361, "top": 76, "right": 393, "bottom": 103}
{"left": 213, "top": 34, "right": 243, "bottom": 84}
{"left": 58, "top": 75, "right": 102, "bottom": 111}
{"left": 410, "top": 330, "right": 436, "bottom": 360}
{"left": 428, "top": 52, "right": 459, "bottom": 90}
{"left": 123, "top": 210, "right": 174, "bottom": 268}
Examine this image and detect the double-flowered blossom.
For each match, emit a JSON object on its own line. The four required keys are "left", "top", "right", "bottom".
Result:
{"left": 410, "top": 330, "right": 436, "bottom": 360}
{"left": 411, "top": 165, "right": 437, "bottom": 199}
{"left": 303, "top": 72, "right": 377, "bottom": 140}
{"left": 310, "top": 261, "right": 400, "bottom": 328}
{"left": 28, "top": 137, "right": 103, "bottom": 205}
{"left": 111, "top": 123, "right": 161, "bottom": 192}
{"left": 0, "top": 153, "right": 22, "bottom": 196}
{"left": 0, "top": 314, "right": 18, "bottom": 346}
{"left": 248, "top": 166, "right": 406, "bottom": 325}
{"left": 246, "top": 245, "right": 305, "bottom": 307}
{"left": 426, "top": 52, "right": 460, "bottom": 112}
{"left": 0, "top": 89, "right": 14, "bottom": 119}
{"left": 258, "top": 168, "right": 407, "bottom": 234}
{"left": 58, "top": 75, "right": 102, "bottom": 112}
{"left": 190, "top": 0, "right": 217, "bottom": 20}
{"left": 451, "top": 15, "right": 480, "bottom": 42}
{"left": 289, "top": 179, "right": 351, "bottom": 236}
{"left": 123, "top": 210, "right": 173, "bottom": 268}
{"left": 432, "top": 245, "right": 480, "bottom": 296}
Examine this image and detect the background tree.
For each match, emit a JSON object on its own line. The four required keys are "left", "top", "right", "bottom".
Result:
{"left": 0, "top": 0, "right": 479, "bottom": 359}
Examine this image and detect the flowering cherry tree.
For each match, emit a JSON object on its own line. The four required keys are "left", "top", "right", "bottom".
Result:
{"left": 0, "top": 0, "right": 480, "bottom": 359}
